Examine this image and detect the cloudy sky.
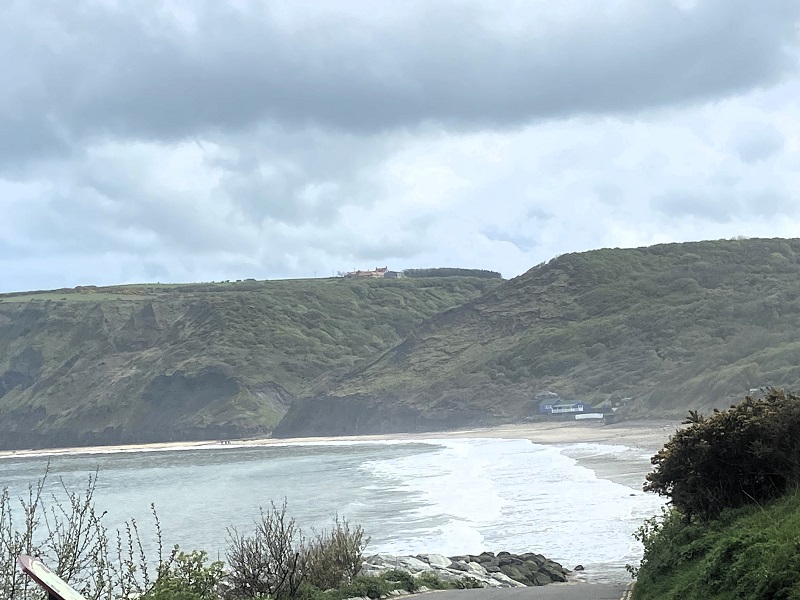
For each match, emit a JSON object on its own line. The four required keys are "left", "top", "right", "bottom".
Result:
{"left": 2, "top": 0, "right": 799, "bottom": 292}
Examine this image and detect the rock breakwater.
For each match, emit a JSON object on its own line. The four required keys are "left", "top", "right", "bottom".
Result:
{"left": 360, "top": 551, "right": 570, "bottom": 588}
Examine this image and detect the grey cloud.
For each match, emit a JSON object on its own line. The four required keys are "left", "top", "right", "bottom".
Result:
{"left": 743, "top": 191, "right": 798, "bottom": 218}
{"left": 526, "top": 207, "right": 553, "bottom": 221}
{"left": 214, "top": 128, "right": 386, "bottom": 225}
{"left": 733, "top": 124, "right": 785, "bottom": 163}
{"left": 481, "top": 229, "right": 541, "bottom": 252}
{"left": 348, "top": 237, "right": 431, "bottom": 262}
{"left": 318, "top": 213, "right": 436, "bottom": 262}
{"left": 0, "top": 122, "right": 407, "bottom": 287}
{"left": 142, "top": 261, "right": 171, "bottom": 282}
{"left": 2, "top": 0, "right": 799, "bottom": 166}
{"left": 594, "top": 183, "right": 625, "bottom": 207}
{"left": 8, "top": 175, "right": 253, "bottom": 259}
{"left": 652, "top": 192, "right": 739, "bottom": 223}
{"left": 653, "top": 189, "right": 798, "bottom": 223}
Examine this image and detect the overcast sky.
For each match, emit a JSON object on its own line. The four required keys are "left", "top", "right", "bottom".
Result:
{"left": 2, "top": 0, "right": 799, "bottom": 292}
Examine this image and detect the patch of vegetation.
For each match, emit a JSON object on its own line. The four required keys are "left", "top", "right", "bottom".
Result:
{"left": 143, "top": 551, "right": 225, "bottom": 600}
{"left": 1, "top": 469, "right": 178, "bottom": 600}
{"left": 631, "top": 489, "right": 800, "bottom": 599}
{"left": 295, "top": 570, "right": 464, "bottom": 600}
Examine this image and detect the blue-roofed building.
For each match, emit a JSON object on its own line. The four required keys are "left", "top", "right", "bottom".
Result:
{"left": 536, "top": 391, "right": 561, "bottom": 414}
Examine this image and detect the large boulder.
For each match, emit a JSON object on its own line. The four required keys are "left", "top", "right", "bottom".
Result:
{"left": 415, "top": 554, "right": 451, "bottom": 569}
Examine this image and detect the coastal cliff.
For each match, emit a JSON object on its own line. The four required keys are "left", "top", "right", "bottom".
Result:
{"left": 5, "top": 238, "right": 800, "bottom": 448}
{"left": 0, "top": 277, "right": 496, "bottom": 449}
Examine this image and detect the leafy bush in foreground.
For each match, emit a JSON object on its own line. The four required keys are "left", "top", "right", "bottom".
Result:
{"left": 644, "top": 388, "right": 800, "bottom": 521}
{"left": 633, "top": 389, "right": 800, "bottom": 598}
{"left": 143, "top": 551, "right": 225, "bottom": 600}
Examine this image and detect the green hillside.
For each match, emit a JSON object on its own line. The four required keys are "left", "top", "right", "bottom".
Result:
{"left": 276, "top": 238, "right": 800, "bottom": 436}
{"left": 0, "top": 277, "right": 499, "bottom": 449}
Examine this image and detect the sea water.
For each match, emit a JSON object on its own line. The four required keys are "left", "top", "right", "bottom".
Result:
{"left": 0, "top": 438, "right": 664, "bottom": 583}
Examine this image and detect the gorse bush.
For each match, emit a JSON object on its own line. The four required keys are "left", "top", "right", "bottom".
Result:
{"left": 336, "top": 576, "right": 393, "bottom": 600}
{"left": 632, "top": 389, "right": 800, "bottom": 598}
{"left": 644, "top": 388, "right": 800, "bottom": 521}
{"left": 381, "top": 569, "right": 418, "bottom": 593}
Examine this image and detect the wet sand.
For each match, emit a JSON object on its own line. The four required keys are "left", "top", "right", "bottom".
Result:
{"left": 0, "top": 419, "right": 681, "bottom": 460}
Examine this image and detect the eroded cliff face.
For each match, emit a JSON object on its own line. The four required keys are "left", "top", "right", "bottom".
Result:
{"left": 272, "top": 392, "right": 507, "bottom": 438}
{"left": 0, "top": 298, "right": 292, "bottom": 449}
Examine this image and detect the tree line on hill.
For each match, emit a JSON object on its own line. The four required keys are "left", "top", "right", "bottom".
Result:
{"left": 401, "top": 268, "right": 502, "bottom": 279}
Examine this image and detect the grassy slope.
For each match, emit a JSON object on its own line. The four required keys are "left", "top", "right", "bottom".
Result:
{"left": 282, "top": 238, "right": 800, "bottom": 432}
{"left": 0, "top": 277, "right": 499, "bottom": 447}
{"left": 632, "top": 492, "right": 800, "bottom": 600}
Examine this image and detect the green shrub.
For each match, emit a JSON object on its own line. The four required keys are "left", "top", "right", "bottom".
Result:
{"left": 143, "top": 551, "right": 225, "bottom": 600}
{"left": 381, "top": 569, "right": 418, "bottom": 593}
{"left": 338, "top": 576, "right": 394, "bottom": 600}
{"left": 453, "top": 576, "right": 484, "bottom": 589}
{"left": 644, "top": 388, "right": 800, "bottom": 521}
{"left": 414, "top": 571, "right": 453, "bottom": 590}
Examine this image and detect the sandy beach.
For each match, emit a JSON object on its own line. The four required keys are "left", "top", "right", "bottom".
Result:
{"left": 0, "top": 419, "right": 682, "bottom": 460}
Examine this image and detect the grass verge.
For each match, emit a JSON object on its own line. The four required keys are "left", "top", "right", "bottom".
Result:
{"left": 632, "top": 490, "right": 800, "bottom": 600}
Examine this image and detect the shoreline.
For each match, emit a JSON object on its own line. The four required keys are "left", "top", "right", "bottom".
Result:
{"left": 0, "top": 419, "right": 681, "bottom": 461}
{"left": 0, "top": 420, "right": 675, "bottom": 582}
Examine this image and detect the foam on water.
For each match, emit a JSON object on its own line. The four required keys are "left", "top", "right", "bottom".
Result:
{"left": 0, "top": 436, "right": 663, "bottom": 583}
{"left": 356, "top": 438, "right": 663, "bottom": 580}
